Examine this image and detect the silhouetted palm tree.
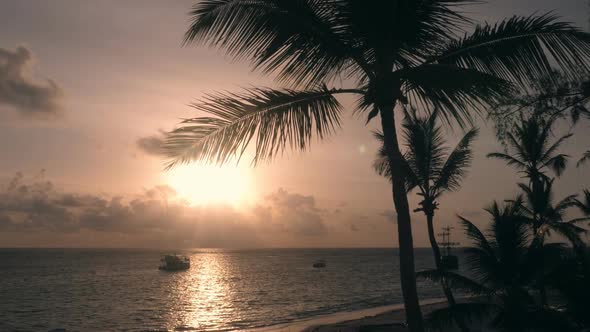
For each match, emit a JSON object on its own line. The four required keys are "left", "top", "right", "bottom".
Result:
{"left": 488, "top": 116, "right": 585, "bottom": 304}
{"left": 516, "top": 179, "right": 587, "bottom": 248}
{"left": 419, "top": 201, "right": 578, "bottom": 331}
{"left": 488, "top": 117, "right": 572, "bottom": 197}
{"left": 513, "top": 178, "right": 588, "bottom": 305}
{"left": 374, "top": 109, "right": 477, "bottom": 330}
{"left": 164, "top": 2, "right": 590, "bottom": 330}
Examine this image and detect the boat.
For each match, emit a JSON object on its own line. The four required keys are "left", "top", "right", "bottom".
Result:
{"left": 158, "top": 254, "right": 190, "bottom": 271}
{"left": 438, "top": 226, "right": 459, "bottom": 270}
{"left": 312, "top": 260, "right": 326, "bottom": 268}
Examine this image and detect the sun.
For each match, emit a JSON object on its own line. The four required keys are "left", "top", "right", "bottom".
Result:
{"left": 164, "top": 164, "right": 252, "bottom": 206}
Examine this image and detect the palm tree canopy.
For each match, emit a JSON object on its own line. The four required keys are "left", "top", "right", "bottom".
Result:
{"left": 163, "top": 1, "right": 590, "bottom": 167}
{"left": 373, "top": 109, "right": 478, "bottom": 199}
{"left": 459, "top": 201, "right": 533, "bottom": 287}
{"left": 514, "top": 179, "right": 588, "bottom": 248}
{"left": 487, "top": 117, "right": 572, "bottom": 180}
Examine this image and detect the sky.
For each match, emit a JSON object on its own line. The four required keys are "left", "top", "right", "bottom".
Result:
{"left": 1, "top": 0, "right": 589, "bottom": 248}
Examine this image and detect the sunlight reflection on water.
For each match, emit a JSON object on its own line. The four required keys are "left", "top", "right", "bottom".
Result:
{"left": 165, "top": 252, "right": 235, "bottom": 331}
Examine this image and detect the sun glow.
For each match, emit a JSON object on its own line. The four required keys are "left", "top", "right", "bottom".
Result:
{"left": 165, "top": 164, "right": 252, "bottom": 206}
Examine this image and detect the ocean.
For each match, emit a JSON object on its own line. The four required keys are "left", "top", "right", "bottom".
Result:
{"left": 0, "top": 248, "right": 455, "bottom": 331}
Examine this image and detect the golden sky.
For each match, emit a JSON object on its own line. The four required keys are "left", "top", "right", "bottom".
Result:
{"left": 1, "top": 0, "right": 589, "bottom": 248}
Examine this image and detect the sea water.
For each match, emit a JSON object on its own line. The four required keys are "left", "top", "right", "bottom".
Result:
{"left": 0, "top": 248, "right": 458, "bottom": 331}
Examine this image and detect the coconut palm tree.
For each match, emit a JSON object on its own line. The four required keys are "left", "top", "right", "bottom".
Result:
{"left": 488, "top": 116, "right": 585, "bottom": 304}
{"left": 419, "top": 201, "right": 578, "bottom": 331}
{"left": 373, "top": 108, "right": 477, "bottom": 330}
{"left": 163, "top": 2, "right": 590, "bottom": 330}
{"left": 513, "top": 178, "right": 588, "bottom": 305}
{"left": 516, "top": 179, "right": 587, "bottom": 248}
{"left": 487, "top": 116, "right": 572, "bottom": 197}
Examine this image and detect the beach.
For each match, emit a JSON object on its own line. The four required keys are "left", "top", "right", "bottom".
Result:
{"left": 251, "top": 299, "right": 452, "bottom": 332}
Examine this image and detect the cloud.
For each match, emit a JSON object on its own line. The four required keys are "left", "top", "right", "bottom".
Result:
{"left": 0, "top": 174, "right": 331, "bottom": 247}
{"left": 136, "top": 133, "right": 166, "bottom": 157}
{"left": 0, "top": 172, "right": 79, "bottom": 232}
{"left": 0, "top": 46, "right": 63, "bottom": 117}
{"left": 260, "top": 188, "right": 327, "bottom": 236}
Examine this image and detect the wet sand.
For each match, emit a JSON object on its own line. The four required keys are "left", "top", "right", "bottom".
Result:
{"left": 250, "top": 298, "right": 455, "bottom": 332}
{"left": 300, "top": 300, "right": 451, "bottom": 332}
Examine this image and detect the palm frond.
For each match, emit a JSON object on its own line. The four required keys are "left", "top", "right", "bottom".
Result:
{"left": 549, "top": 222, "right": 587, "bottom": 249}
{"left": 505, "top": 130, "right": 532, "bottom": 165}
{"left": 434, "top": 127, "right": 478, "bottom": 193}
{"left": 184, "top": 0, "right": 368, "bottom": 86}
{"left": 372, "top": 131, "right": 419, "bottom": 191}
{"left": 489, "top": 117, "right": 571, "bottom": 179}
{"left": 337, "top": 1, "right": 473, "bottom": 69}
{"left": 489, "top": 204, "right": 531, "bottom": 273}
{"left": 432, "top": 14, "right": 590, "bottom": 84}
{"left": 401, "top": 65, "right": 514, "bottom": 127}
{"left": 540, "top": 133, "right": 572, "bottom": 166}
{"left": 458, "top": 215, "right": 499, "bottom": 283}
{"left": 566, "top": 216, "right": 590, "bottom": 224}
{"left": 577, "top": 150, "right": 590, "bottom": 167}
{"left": 402, "top": 110, "right": 447, "bottom": 190}
{"left": 543, "top": 154, "right": 570, "bottom": 176}
{"left": 163, "top": 86, "right": 358, "bottom": 168}
{"left": 574, "top": 189, "right": 590, "bottom": 215}
{"left": 486, "top": 152, "right": 526, "bottom": 169}
{"left": 554, "top": 194, "right": 579, "bottom": 213}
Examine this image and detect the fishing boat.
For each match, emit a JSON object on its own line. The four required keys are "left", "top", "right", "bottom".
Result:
{"left": 158, "top": 254, "right": 190, "bottom": 271}
{"left": 438, "top": 226, "right": 459, "bottom": 270}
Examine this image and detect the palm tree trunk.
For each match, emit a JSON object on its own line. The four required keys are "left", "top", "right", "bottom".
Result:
{"left": 379, "top": 102, "right": 424, "bottom": 332}
{"left": 426, "top": 212, "right": 470, "bottom": 332}
{"left": 538, "top": 236, "right": 548, "bottom": 307}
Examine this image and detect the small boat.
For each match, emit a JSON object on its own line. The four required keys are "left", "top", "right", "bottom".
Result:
{"left": 158, "top": 254, "right": 190, "bottom": 271}
{"left": 312, "top": 260, "right": 326, "bottom": 268}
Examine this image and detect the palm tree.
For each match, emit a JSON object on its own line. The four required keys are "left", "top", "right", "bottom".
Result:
{"left": 488, "top": 116, "right": 586, "bottom": 304}
{"left": 419, "top": 201, "right": 578, "bottom": 331}
{"left": 516, "top": 179, "right": 587, "bottom": 248}
{"left": 488, "top": 116, "right": 572, "bottom": 199}
{"left": 513, "top": 178, "right": 588, "bottom": 306}
{"left": 163, "top": 2, "right": 590, "bottom": 330}
{"left": 373, "top": 108, "right": 477, "bottom": 330}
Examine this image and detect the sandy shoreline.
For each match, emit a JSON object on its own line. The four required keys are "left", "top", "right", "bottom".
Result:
{"left": 246, "top": 298, "right": 449, "bottom": 332}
